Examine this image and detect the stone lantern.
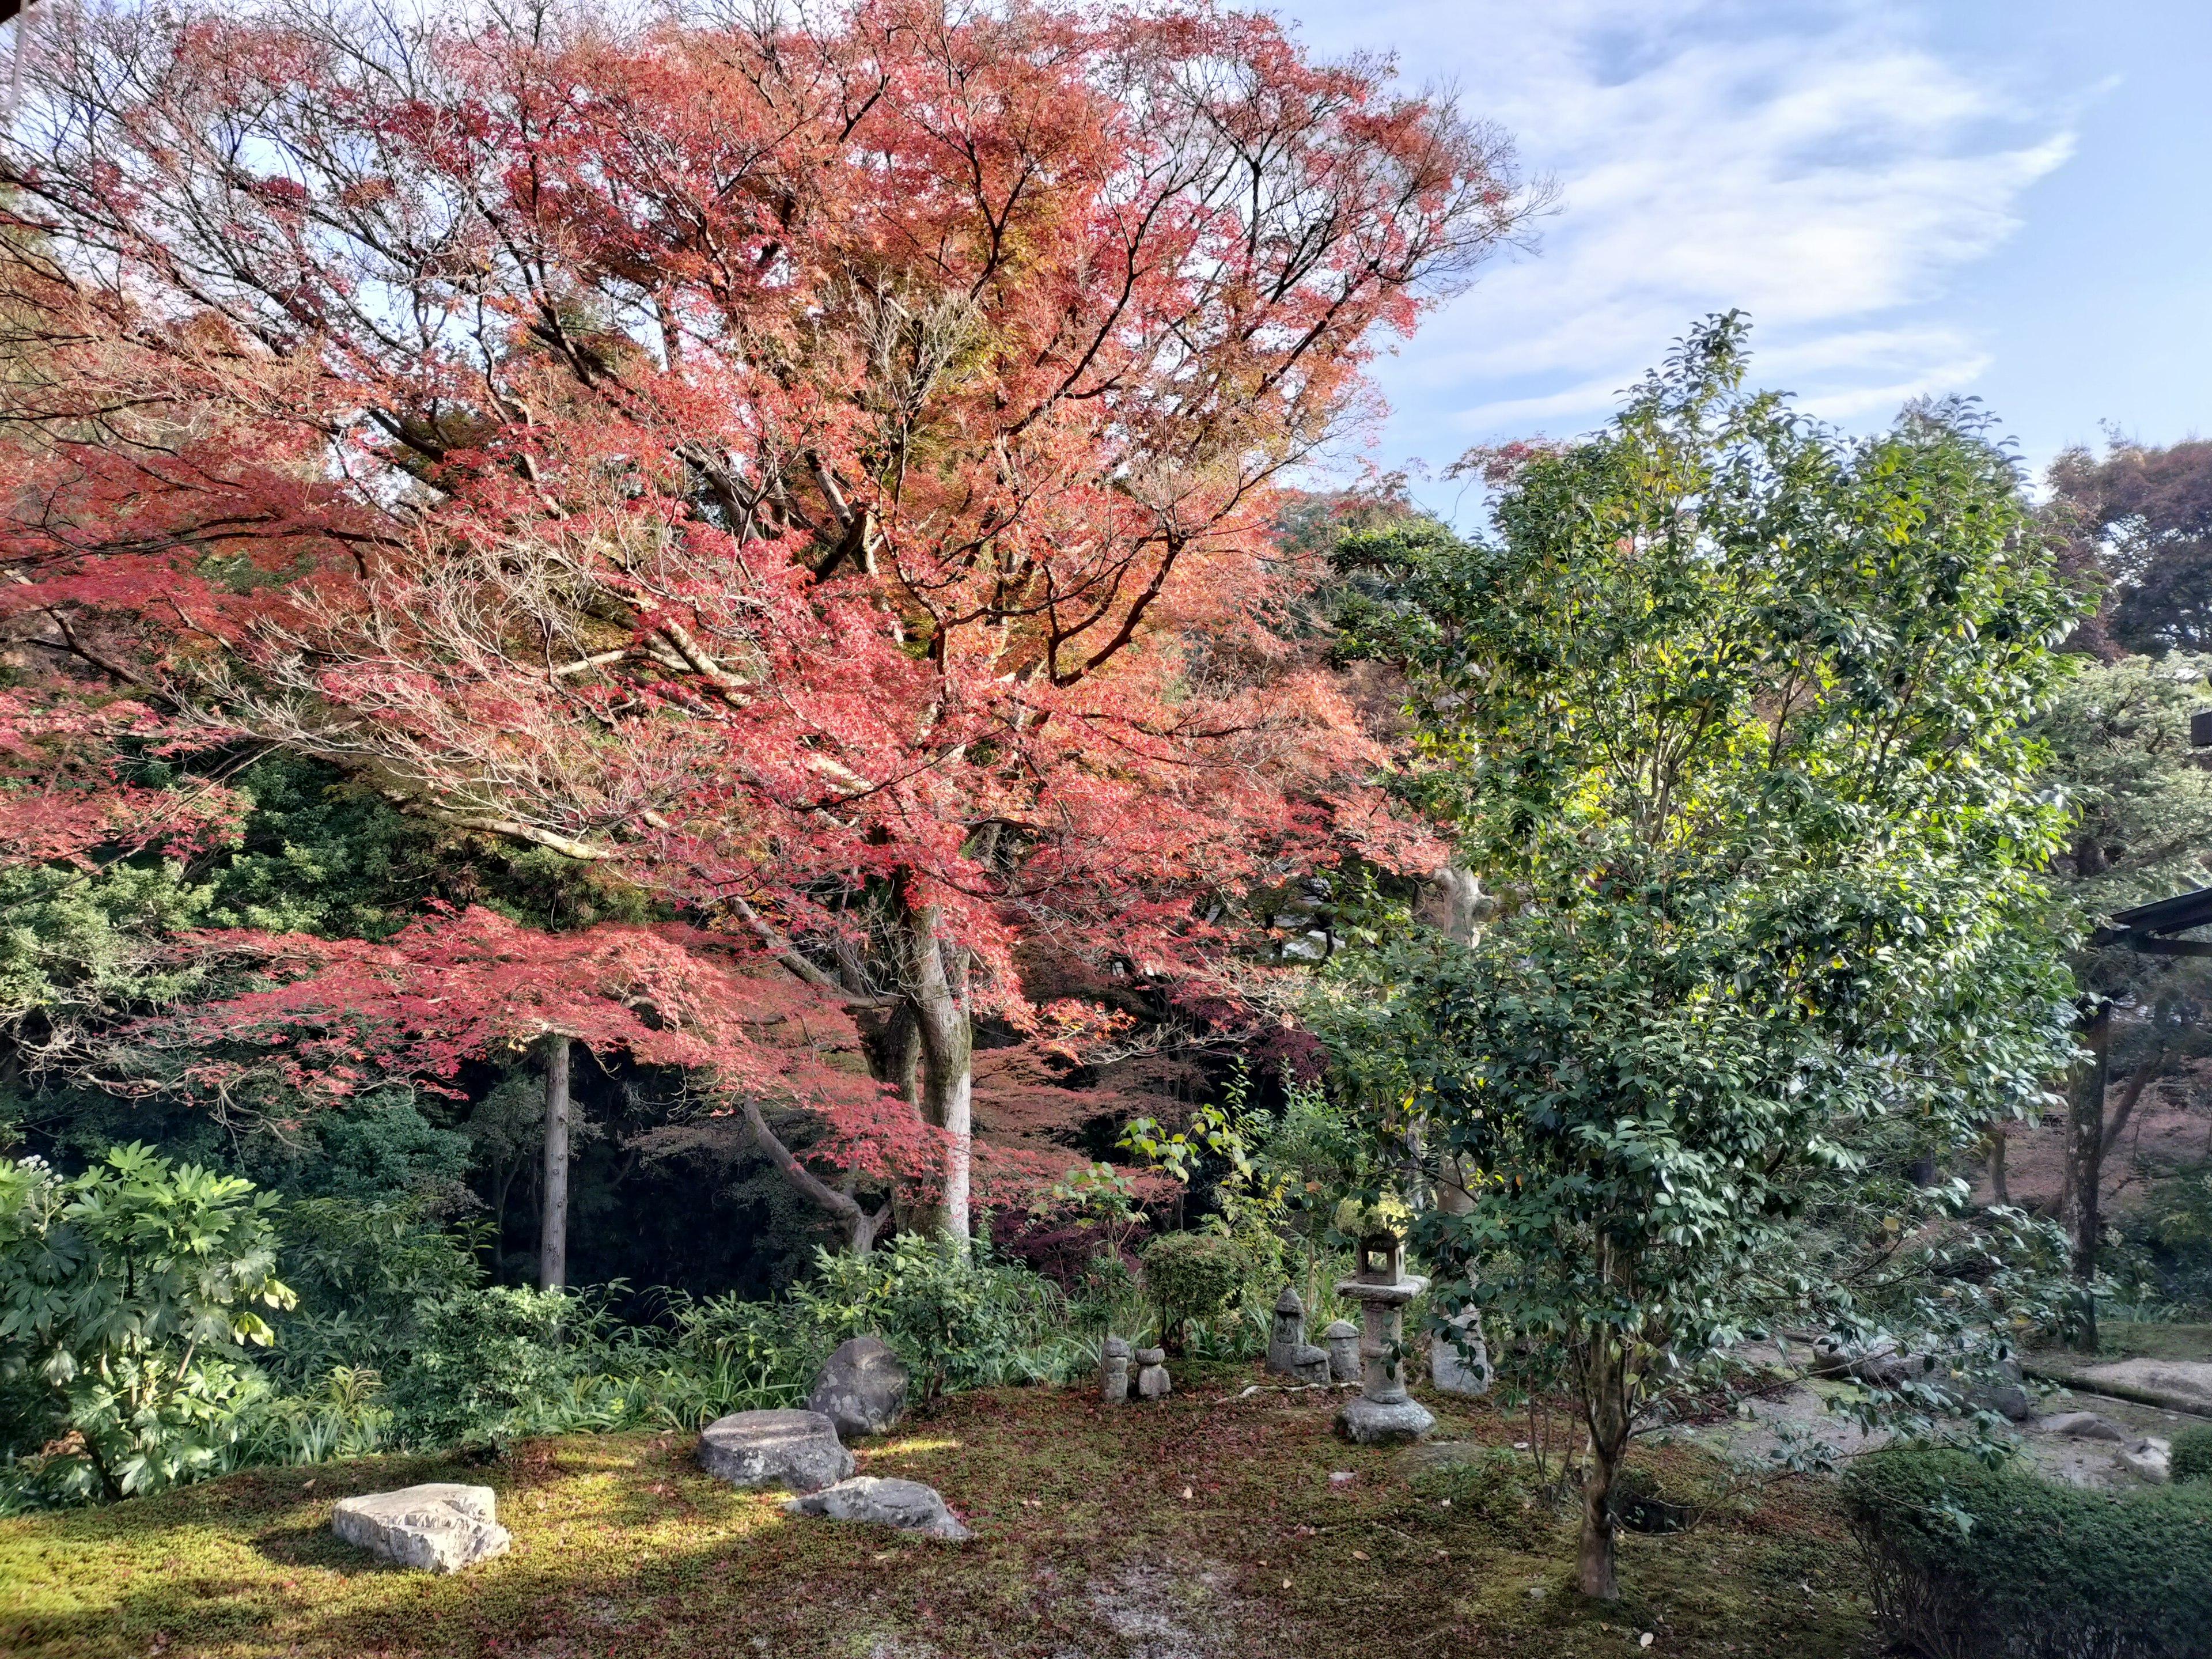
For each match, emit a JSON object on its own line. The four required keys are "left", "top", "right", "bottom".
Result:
{"left": 1354, "top": 1230, "right": 1405, "bottom": 1285}
{"left": 1332, "top": 1202, "right": 1432, "bottom": 1444}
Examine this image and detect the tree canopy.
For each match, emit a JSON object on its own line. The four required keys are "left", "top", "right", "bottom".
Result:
{"left": 1319, "top": 317, "right": 2081, "bottom": 1599}
{"left": 0, "top": 0, "right": 1541, "bottom": 1238}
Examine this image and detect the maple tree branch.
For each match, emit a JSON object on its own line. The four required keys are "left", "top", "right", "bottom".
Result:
{"left": 380, "top": 793, "right": 612, "bottom": 861}
{"left": 726, "top": 894, "right": 897, "bottom": 1010}
{"left": 743, "top": 1097, "right": 888, "bottom": 1237}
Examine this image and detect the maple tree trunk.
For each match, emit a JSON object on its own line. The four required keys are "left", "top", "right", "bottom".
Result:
{"left": 902, "top": 902, "right": 974, "bottom": 1245}
{"left": 1578, "top": 1327, "right": 1631, "bottom": 1602}
{"left": 539, "top": 1034, "right": 571, "bottom": 1292}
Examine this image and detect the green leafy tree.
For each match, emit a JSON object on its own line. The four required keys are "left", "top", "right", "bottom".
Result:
{"left": 0, "top": 1144, "right": 294, "bottom": 1500}
{"left": 2029, "top": 654, "right": 2212, "bottom": 1315}
{"left": 1322, "top": 317, "right": 2080, "bottom": 1600}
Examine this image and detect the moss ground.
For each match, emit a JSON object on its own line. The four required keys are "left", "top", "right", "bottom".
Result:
{"left": 2064, "top": 1322, "right": 2212, "bottom": 1364}
{"left": 1, "top": 1363, "right": 1878, "bottom": 1658}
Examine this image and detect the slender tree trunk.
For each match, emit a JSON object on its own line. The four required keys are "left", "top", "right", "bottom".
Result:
{"left": 538, "top": 1034, "right": 571, "bottom": 1292}
{"left": 2066, "top": 999, "right": 2111, "bottom": 1353}
{"left": 1987, "top": 1120, "right": 2009, "bottom": 1206}
{"left": 902, "top": 899, "right": 974, "bottom": 1244}
{"left": 2101, "top": 1048, "right": 2167, "bottom": 1160}
{"left": 1578, "top": 1327, "right": 1631, "bottom": 1602}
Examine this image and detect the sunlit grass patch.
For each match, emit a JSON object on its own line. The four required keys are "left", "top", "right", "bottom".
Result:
{"left": 0, "top": 1369, "right": 1880, "bottom": 1658}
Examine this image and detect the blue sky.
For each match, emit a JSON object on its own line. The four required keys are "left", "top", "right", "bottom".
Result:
{"left": 1272, "top": 0, "right": 2212, "bottom": 515}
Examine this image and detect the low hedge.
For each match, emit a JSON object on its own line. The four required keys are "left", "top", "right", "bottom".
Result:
{"left": 2172, "top": 1423, "right": 2212, "bottom": 1484}
{"left": 1842, "top": 1444, "right": 2212, "bottom": 1659}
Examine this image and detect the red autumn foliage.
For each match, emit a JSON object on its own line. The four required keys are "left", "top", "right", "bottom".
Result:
{"left": 0, "top": 0, "right": 1537, "bottom": 1235}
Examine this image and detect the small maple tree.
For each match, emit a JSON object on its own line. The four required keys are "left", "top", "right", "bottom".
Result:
{"left": 0, "top": 0, "right": 1540, "bottom": 1238}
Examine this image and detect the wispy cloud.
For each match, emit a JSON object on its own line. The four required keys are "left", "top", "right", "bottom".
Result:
{"left": 1278, "top": 0, "right": 2075, "bottom": 471}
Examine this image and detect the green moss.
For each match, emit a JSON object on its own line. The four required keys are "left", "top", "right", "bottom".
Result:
{"left": 0, "top": 1373, "right": 1878, "bottom": 1657}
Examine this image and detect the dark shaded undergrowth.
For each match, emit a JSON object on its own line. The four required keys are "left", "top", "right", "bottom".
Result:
{"left": 0, "top": 1362, "right": 1878, "bottom": 1659}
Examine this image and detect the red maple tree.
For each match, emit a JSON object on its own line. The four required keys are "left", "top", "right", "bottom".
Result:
{"left": 0, "top": 0, "right": 1538, "bottom": 1240}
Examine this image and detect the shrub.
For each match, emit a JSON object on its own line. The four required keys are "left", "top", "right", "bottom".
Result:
{"left": 2173, "top": 1423, "right": 2212, "bottom": 1484}
{"left": 791, "top": 1235, "right": 1075, "bottom": 1403}
{"left": 1843, "top": 1444, "right": 2212, "bottom": 1658}
{"left": 1141, "top": 1230, "right": 1251, "bottom": 1353}
{"left": 268, "top": 1195, "right": 484, "bottom": 1387}
{"left": 383, "top": 1285, "right": 620, "bottom": 1448}
{"left": 0, "top": 1146, "right": 293, "bottom": 1504}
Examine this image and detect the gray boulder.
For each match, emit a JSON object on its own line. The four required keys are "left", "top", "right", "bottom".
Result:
{"left": 2040, "top": 1410, "right": 2127, "bottom": 1442}
{"left": 1937, "top": 1356, "right": 2032, "bottom": 1422}
{"left": 698, "top": 1408, "right": 854, "bottom": 1491}
{"left": 331, "top": 1483, "right": 510, "bottom": 1574}
{"left": 2119, "top": 1437, "right": 2172, "bottom": 1484}
{"left": 785, "top": 1475, "right": 971, "bottom": 1540}
{"left": 1812, "top": 1335, "right": 1934, "bottom": 1390}
{"left": 808, "top": 1335, "right": 910, "bottom": 1438}
{"left": 1337, "top": 1396, "right": 1434, "bottom": 1445}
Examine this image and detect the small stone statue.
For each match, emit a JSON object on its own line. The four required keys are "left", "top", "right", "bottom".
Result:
{"left": 1323, "top": 1320, "right": 1359, "bottom": 1384}
{"left": 1135, "top": 1346, "right": 1172, "bottom": 1400}
{"left": 1266, "top": 1286, "right": 1332, "bottom": 1384}
{"left": 1099, "top": 1335, "right": 1131, "bottom": 1404}
{"left": 1430, "top": 1308, "right": 1491, "bottom": 1399}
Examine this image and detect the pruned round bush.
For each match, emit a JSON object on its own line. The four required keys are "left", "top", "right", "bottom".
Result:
{"left": 2173, "top": 1423, "right": 2212, "bottom": 1484}
{"left": 1141, "top": 1232, "right": 1251, "bottom": 1351}
{"left": 1843, "top": 1444, "right": 2212, "bottom": 1659}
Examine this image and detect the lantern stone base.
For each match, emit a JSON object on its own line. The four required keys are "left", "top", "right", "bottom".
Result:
{"left": 1336, "top": 1395, "right": 1435, "bottom": 1445}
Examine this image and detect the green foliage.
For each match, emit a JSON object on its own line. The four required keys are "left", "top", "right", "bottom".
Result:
{"left": 1320, "top": 317, "right": 2081, "bottom": 1592}
{"left": 791, "top": 1235, "right": 1075, "bottom": 1403}
{"left": 1843, "top": 1444, "right": 2212, "bottom": 1658}
{"left": 239, "top": 1364, "right": 394, "bottom": 1467}
{"left": 1140, "top": 1230, "right": 1252, "bottom": 1353}
{"left": 2046, "top": 435, "right": 2212, "bottom": 657}
{"left": 2036, "top": 653, "right": 2212, "bottom": 915}
{"left": 0, "top": 859, "right": 210, "bottom": 1037}
{"left": 0, "top": 1145, "right": 294, "bottom": 1502}
{"left": 2172, "top": 1423, "right": 2212, "bottom": 1484}
{"left": 266, "top": 1195, "right": 484, "bottom": 1388}
{"left": 249, "top": 1089, "right": 475, "bottom": 1208}
{"left": 382, "top": 1283, "right": 625, "bottom": 1450}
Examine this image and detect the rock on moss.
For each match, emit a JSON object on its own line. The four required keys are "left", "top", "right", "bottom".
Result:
{"left": 331, "top": 1483, "right": 510, "bottom": 1574}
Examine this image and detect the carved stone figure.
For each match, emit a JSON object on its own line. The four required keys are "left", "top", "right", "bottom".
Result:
{"left": 1135, "top": 1346, "right": 1172, "bottom": 1401}
{"left": 1099, "top": 1335, "right": 1132, "bottom": 1404}
{"left": 1266, "top": 1286, "right": 1331, "bottom": 1383}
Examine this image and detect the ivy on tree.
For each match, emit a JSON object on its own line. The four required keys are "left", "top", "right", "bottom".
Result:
{"left": 1322, "top": 316, "right": 2081, "bottom": 1601}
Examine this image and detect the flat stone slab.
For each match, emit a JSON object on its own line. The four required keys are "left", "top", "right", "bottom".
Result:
{"left": 698, "top": 1408, "right": 854, "bottom": 1492}
{"left": 2078, "top": 1358, "right": 2212, "bottom": 1415}
{"left": 784, "top": 1475, "right": 971, "bottom": 1540}
{"left": 2119, "top": 1437, "right": 2172, "bottom": 1484}
{"left": 331, "top": 1483, "right": 510, "bottom": 1574}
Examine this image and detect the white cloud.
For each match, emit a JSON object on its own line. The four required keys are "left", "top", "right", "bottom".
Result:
{"left": 1275, "top": 0, "right": 2075, "bottom": 471}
